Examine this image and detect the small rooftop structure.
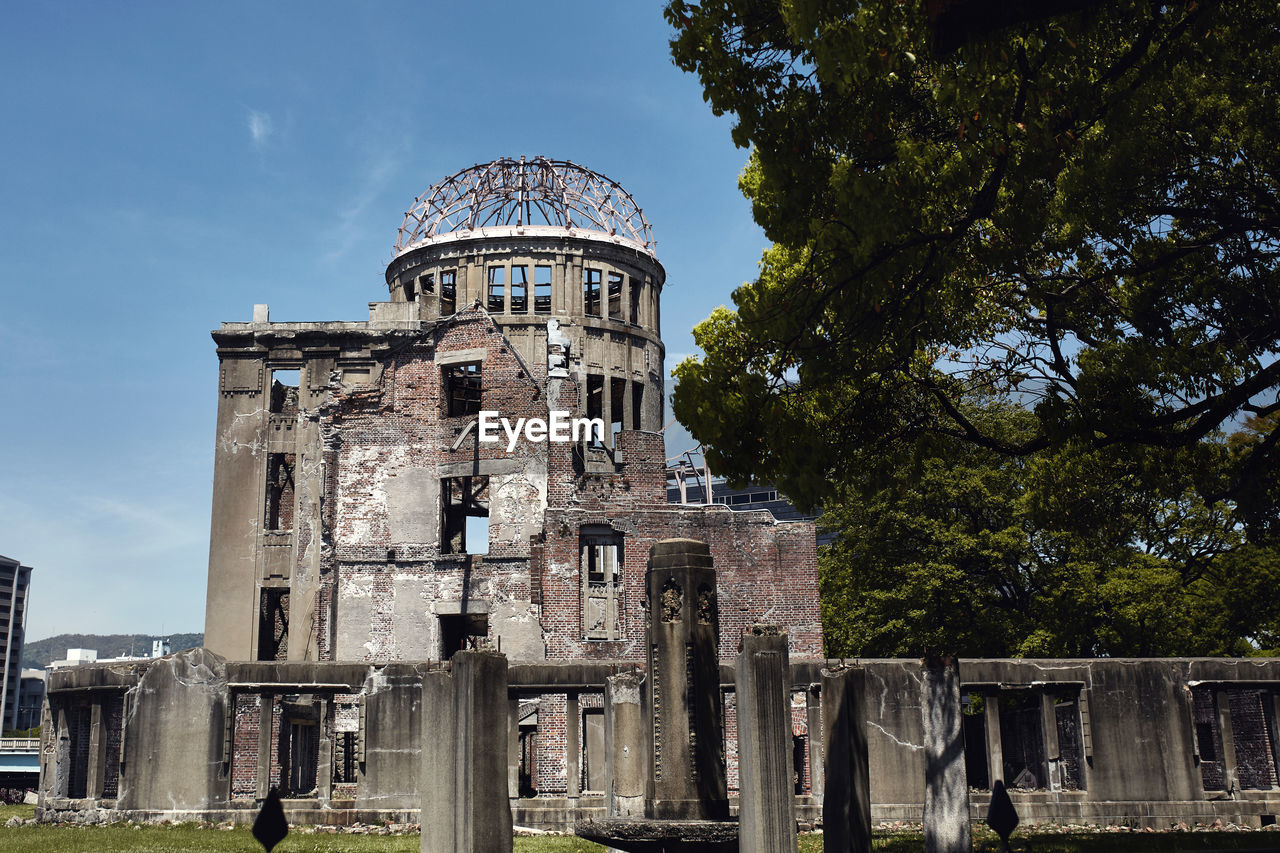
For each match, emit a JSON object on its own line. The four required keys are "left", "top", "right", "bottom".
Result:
{"left": 395, "top": 156, "right": 656, "bottom": 257}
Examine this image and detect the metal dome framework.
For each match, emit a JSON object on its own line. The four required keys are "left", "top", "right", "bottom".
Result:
{"left": 395, "top": 156, "right": 656, "bottom": 256}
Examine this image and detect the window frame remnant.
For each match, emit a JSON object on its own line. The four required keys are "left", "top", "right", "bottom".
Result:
{"left": 257, "top": 587, "right": 290, "bottom": 661}
{"left": 581, "top": 527, "right": 624, "bottom": 640}
{"left": 269, "top": 369, "right": 300, "bottom": 414}
{"left": 534, "top": 265, "right": 552, "bottom": 314}
{"left": 584, "top": 268, "right": 602, "bottom": 316}
{"left": 443, "top": 362, "right": 483, "bottom": 417}
{"left": 607, "top": 271, "right": 624, "bottom": 320}
{"left": 265, "top": 453, "right": 296, "bottom": 531}
{"left": 441, "top": 475, "right": 490, "bottom": 555}
{"left": 510, "top": 264, "right": 528, "bottom": 313}
{"left": 629, "top": 275, "right": 642, "bottom": 325}
{"left": 440, "top": 269, "right": 457, "bottom": 314}
{"left": 487, "top": 265, "right": 506, "bottom": 313}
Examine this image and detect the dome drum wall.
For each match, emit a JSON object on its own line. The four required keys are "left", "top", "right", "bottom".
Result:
{"left": 388, "top": 234, "right": 667, "bottom": 435}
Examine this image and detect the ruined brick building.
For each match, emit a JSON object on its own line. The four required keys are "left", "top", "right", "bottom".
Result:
{"left": 202, "top": 156, "right": 822, "bottom": 806}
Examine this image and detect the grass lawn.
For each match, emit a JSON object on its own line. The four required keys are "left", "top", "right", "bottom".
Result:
{"left": 0, "top": 809, "right": 1275, "bottom": 853}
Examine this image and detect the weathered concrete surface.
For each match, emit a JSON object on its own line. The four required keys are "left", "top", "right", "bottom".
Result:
{"left": 420, "top": 650, "right": 512, "bottom": 853}
{"left": 605, "top": 672, "right": 645, "bottom": 817}
{"left": 358, "top": 664, "right": 427, "bottom": 811}
{"left": 822, "top": 665, "right": 870, "bottom": 853}
{"left": 736, "top": 626, "right": 796, "bottom": 853}
{"left": 643, "top": 539, "right": 729, "bottom": 821}
{"left": 117, "top": 648, "right": 228, "bottom": 811}
{"left": 921, "top": 657, "right": 970, "bottom": 853}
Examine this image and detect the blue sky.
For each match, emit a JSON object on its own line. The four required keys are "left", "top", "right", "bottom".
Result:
{"left": 0, "top": 2, "right": 768, "bottom": 641}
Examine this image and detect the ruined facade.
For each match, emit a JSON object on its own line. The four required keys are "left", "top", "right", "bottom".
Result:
{"left": 37, "top": 159, "right": 1280, "bottom": 831}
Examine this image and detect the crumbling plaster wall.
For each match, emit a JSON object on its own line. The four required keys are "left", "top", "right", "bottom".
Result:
{"left": 322, "top": 309, "right": 551, "bottom": 662}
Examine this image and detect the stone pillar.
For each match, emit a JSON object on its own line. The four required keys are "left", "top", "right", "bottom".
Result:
{"left": 822, "top": 665, "right": 871, "bottom": 853}
{"left": 643, "top": 538, "right": 728, "bottom": 820}
{"left": 317, "top": 698, "right": 332, "bottom": 803}
{"left": 257, "top": 694, "right": 273, "bottom": 800}
{"left": 1216, "top": 688, "right": 1240, "bottom": 794}
{"left": 420, "top": 651, "right": 512, "bottom": 853}
{"left": 567, "top": 692, "right": 581, "bottom": 808}
{"left": 806, "top": 685, "right": 824, "bottom": 804}
{"left": 86, "top": 699, "right": 107, "bottom": 799}
{"left": 982, "top": 692, "right": 1002, "bottom": 788}
{"left": 605, "top": 673, "right": 645, "bottom": 817}
{"left": 736, "top": 626, "right": 796, "bottom": 853}
{"left": 921, "top": 657, "right": 971, "bottom": 853}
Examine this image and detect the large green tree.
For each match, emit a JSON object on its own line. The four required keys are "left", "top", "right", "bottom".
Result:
{"left": 819, "top": 402, "right": 1279, "bottom": 657}
{"left": 667, "top": 0, "right": 1280, "bottom": 531}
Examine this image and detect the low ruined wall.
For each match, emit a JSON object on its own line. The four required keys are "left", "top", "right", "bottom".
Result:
{"left": 39, "top": 653, "right": 1280, "bottom": 830}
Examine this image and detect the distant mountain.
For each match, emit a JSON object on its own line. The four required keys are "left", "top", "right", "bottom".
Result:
{"left": 22, "top": 632, "right": 204, "bottom": 670}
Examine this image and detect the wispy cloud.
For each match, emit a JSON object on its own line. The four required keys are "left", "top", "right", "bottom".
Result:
{"left": 321, "top": 144, "right": 406, "bottom": 263}
{"left": 247, "top": 109, "right": 273, "bottom": 146}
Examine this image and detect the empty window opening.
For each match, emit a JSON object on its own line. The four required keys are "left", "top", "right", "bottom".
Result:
{"left": 518, "top": 706, "right": 539, "bottom": 796}
{"left": 631, "top": 381, "right": 644, "bottom": 432}
{"left": 265, "top": 453, "right": 296, "bottom": 531}
{"left": 441, "top": 475, "right": 489, "bottom": 555}
{"left": 419, "top": 272, "right": 435, "bottom": 293}
{"left": 611, "top": 377, "right": 627, "bottom": 440}
{"left": 444, "top": 362, "right": 483, "bottom": 417}
{"left": 581, "top": 527, "right": 623, "bottom": 640}
{"left": 534, "top": 266, "right": 552, "bottom": 314}
{"left": 64, "top": 701, "right": 92, "bottom": 798}
{"left": 962, "top": 693, "right": 990, "bottom": 790}
{"left": 258, "top": 588, "right": 289, "bottom": 661}
{"left": 285, "top": 718, "right": 319, "bottom": 796}
{"left": 333, "top": 731, "right": 358, "bottom": 786}
{"left": 441, "top": 269, "right": 457, "bottom": 314}
{"left": 586, "top": 374, "right": 604, "bottom": 446}
{"left": 607, "top": 271, "right": 624, "bottom": 320}
{"left": 1193, "top": 687, "right": 1227, "bottom": 791}
{"left": 1053, "top": 695, "right": 1085, "bottom": 791}
{"left": 1230, "top": 689, "right": 1279, "bottom": 790}
{"left": 511, "top": 265, "right": 528, "bottom": 313}
{"left": 629, "top": 277, "right": 643, "bottom": 325}
{"left": 270, "top": 369, "right": 300, "bottom": 414}
{"left": 583, "top": 708, "right": 606, "bottom": 792}
{"left": 440, "top": 613, "right": 488, "bottom": 659}
{"left": 465, "top": 515, "right": 490, "bottom": 555}
{"left": 584, "top": 268, "right": 602, "bottom": 316}
{"left": 488, "top": 266, "right": 506, "bottom": 312}
{"left": 402, "top": 278, "right": 416, "bottom": 302}
{"left": 999, "top": 691, "right": 1048, "bottom": 790}
{"left": 793, "top": 734, "right": 808, "bottom": 794}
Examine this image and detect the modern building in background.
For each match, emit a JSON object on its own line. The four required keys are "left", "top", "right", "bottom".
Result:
{"left": 0, "top": 554, "right": 32, "bottom": 733}
{"left": 664, "top": 474, "right": 835, "bottom": 546}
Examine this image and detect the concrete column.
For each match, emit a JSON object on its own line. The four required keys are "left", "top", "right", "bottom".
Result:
{"left": 257, "top": 693, "right": 273, "bottom": 799}
{"left": 922, "top": 657, "right": 971, "bottom": 853}
{"left": 1040, "top": 693, "right": 1061, "bottom": 791}
{"left": 420, "top": 651, "right": 512, "bottom": 853}
{"left": 643, "top": 538, "right": 728, "bottom": 820}
{"left": 317, "top": 697, "right": 332, "bottom": 803}
{"left": 736, "top": 626, "right": 796, "bottom": 853}
{"left": 567, "top": 692, "right": 581, "bottom": 807}
{"left": 604, "top": 673, "right": 645, "bottom": 817}
{"left": 806, "top": 684, "right": 824, "bottom": 803}
{"left": 1216, "top": 689, "right": 1239, "bottom": 794}
{"left": 86, "top": 699, "right": 107, "bottom": 799}
{"left": 822, "top": 665, "right": 871, "bottom": 853}
{"left": 508, "top": 698, "right": 520, "bottom": 807}
{"left": 54, "top": 706, "right": 70, "bottom": 798}
{"left": 983, "top": 693, "right": 1003, "bottom": 788}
